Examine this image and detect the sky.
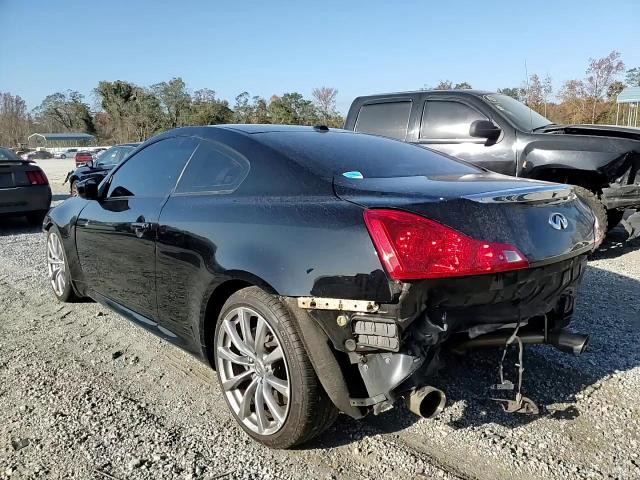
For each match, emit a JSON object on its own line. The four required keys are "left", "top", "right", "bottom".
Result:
{"left": 1, "top": 0, "right": 639, "bottom": 114}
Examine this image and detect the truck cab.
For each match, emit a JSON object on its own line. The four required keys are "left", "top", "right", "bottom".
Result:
{"left": 344, "top": 90, "right": 640, "bottom": 231}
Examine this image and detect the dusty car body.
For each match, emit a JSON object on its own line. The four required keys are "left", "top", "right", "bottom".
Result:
{"left": 344, "top": 90, "right": 640, "bottom": 231}
{"left": 44, "top": 126, "right": 596, "bottom": 448}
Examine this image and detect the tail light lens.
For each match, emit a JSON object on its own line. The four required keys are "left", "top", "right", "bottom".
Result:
{"left": 26, "top": 170, "right": 49, "bottom": 185}
{"left": 363, "top": 209, "right": 528, "bottom": 280}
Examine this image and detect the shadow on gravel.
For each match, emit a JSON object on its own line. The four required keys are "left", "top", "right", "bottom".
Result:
{"left": 440, "top": 264, "right": 640, "bottom": 431}
{"left": 590, "top": 224, "right": 640, "bottom": 261}
{"left": 306, "top": 264, "right": 640, "bottom": 448}
{"left": 52, "top": 194, "right": 70, "bottom": 202}
{"left": 0, "top": 216, "right": 41, "bottom": 237}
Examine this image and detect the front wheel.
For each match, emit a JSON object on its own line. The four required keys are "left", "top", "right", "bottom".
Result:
{"left": 214, "top": 287, "right": 337, "bottom": 448}
{"left": 60, "top": 154, "right": 66, "bottom": 159}
{"left": 70, "top": 180, "right": 78, "bottom": 196}
{"left": 46, "top": 228, "right": 78, "bottom": 302}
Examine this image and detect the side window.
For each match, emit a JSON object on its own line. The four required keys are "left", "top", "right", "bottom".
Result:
{"left": 354, "top": 101, "right": 412, "bottom": 140}
{"left": 107, "top": 137, "right": 197, "bottom": 198}
{"left": 420, "top": 101, "right": 487, "bottom": 140}
{"left": 175, "top": 140, "right": 250, "bottom": 194}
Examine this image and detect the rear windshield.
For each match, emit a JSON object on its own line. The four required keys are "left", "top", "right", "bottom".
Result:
{"left": 255, "top": 131, "right": 480, "bottom": 178}
{"left": 0, "top": 148, "right": 21, "bottom": 161}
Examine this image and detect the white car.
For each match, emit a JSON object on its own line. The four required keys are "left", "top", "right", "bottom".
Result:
{"left": 57, "top": 148, "right": 79, "bottom": 159}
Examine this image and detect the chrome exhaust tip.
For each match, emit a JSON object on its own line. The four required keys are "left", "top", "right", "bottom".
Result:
{"left": 405, "top": 386, "right": 446, "bottom": 419}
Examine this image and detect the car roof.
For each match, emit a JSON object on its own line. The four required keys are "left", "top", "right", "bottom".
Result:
{"left": 355, "top": 89, "right": 494, "bottom": 99}
{"left": 116, "top": 142, "right": 141, "bottom": 147}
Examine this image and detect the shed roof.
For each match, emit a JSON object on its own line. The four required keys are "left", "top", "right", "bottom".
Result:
{"left": 617, "top": 86, "right": 640, "bottom": 104}
{"left": 28, "top": 133, "right": 95, "bottom": 141}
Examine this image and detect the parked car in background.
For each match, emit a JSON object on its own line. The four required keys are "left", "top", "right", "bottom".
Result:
{"left": 74, "top": 151, "right": 93, "bottom": 166}
{"left": 345, "top": 90, "right": 640, "bottom": 233}
{"left": 58, "top": 148, "right": 78, "bottom": 159}
{"left": 65, "top": 143, "right": 139, "bottom": 195}
{"left": 45, "top": 125, "right": 595, "bottom": 448}
{"left": 0, "top": 147, "right": 51, "bottom": 225}
{"left": 26, "top": 150, "right": 54, "bottom": 160}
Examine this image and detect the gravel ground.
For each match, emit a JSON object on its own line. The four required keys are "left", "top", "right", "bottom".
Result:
{"left": 0, "top": 159, "right": 639, "bottom": 480}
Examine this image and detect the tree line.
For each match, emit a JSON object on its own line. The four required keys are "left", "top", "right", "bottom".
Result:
{"left": 1, "top": 50, "right": 637, "bottom": 148}
{"left": 0, "top": 82, "right": 343, "bottom": 147}
{"left": 431, "top": 51, "right": 638, "bottom": 125}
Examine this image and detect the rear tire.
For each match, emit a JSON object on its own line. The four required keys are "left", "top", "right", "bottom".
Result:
{"left": 213, "top": 286, "right": 337, "bottom": 448}
{"left": 572, "top": 185, "right": 606, "bottom": 247}
{"left": 60, "top": 154, "right": 66, "bottom": 159}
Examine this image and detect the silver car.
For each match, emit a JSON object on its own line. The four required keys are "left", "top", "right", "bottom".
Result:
{"left": 0, "top": 147, "right": 51, "bottom": 225}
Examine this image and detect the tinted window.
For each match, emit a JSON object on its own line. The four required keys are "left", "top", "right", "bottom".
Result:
{"left": 176, "top": 140, "right": 249, "bottom": 194}
{"left": 354, "top": 102, "right": 411, "bottom": 140}
{"left": 420, "top": 101, "right": 487, "bottom": 140}
{"left": 107, "top": 137, "right": 197, "bottom": 198}
{"left": 257, "top": 131, "right": 480, "bottom": 179}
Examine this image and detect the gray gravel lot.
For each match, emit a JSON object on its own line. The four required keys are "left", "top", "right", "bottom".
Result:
{"left": 0, "top": 159, "right": 639, "bottom": 480}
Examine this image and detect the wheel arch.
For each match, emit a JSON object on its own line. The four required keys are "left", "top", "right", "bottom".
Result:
{"left": 199, "top": 274, "right": 278, "bottom": 369}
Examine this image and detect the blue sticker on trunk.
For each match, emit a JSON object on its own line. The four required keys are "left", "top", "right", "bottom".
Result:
{"left": 342, "top": 171, "right": 364, "bottom": 179}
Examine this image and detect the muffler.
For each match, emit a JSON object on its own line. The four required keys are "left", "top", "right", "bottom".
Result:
{"left": 450, "top": 330, "right": 589, "bottom": 357}
{"left": 405, "top": 386, "right": 446, "bottom": 419}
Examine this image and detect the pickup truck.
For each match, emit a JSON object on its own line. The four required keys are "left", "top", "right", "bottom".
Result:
{"left": 344, "top": 90, "right": 640, "bottom": 232}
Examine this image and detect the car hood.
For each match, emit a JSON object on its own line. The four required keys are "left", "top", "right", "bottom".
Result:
{"left": 334, "top": 172, "right": 596, "bottom": 265}
{"left": 542, "top": 124, "right": 640, "bottom": 142}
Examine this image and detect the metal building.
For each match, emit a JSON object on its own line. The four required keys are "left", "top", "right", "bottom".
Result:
{"left": 27, "top": 133, "right": 96, "bottom": 149}
{"left": 616, "top": 87, "right": 640, "bottom": 127}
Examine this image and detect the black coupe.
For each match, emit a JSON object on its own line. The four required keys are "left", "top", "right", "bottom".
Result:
{"left": 45, "top": 125, "right": 596, "bottom": 448}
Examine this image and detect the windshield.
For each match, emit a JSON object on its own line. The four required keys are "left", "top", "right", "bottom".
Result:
{"left": 257, "top": 131, "right": 480, "bottom": 178}
{"left": 484, "top": 94, "right": 552, "bottom": 131}
{"left": 97, "top": 146, "right": 135, "bottom": 167}
{"left": 0, "top": 148, "right": 22, "bottom": 161}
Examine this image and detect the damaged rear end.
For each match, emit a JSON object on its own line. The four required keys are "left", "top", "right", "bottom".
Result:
{"left": 291, "top": 174, "right": 596, "bottom": 419}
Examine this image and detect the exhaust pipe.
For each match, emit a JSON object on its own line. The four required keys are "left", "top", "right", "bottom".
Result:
{"left": 450, "top": 330, "right": 589, "bottom": 357}
{"left": 405, "top": 386, "right": 446, "bottom": 419}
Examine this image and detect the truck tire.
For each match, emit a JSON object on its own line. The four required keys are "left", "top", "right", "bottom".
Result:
{"left": 572, "top": 185, "right": 606, "bottom": 247}
{"left": 214, "top": 286, "right": 338, "bottom": 448}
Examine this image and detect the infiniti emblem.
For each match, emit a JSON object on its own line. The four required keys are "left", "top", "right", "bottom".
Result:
{"left": 549, "top": 213, "right": 568, "bottom": 230}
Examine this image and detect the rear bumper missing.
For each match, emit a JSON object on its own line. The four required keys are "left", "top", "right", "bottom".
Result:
{"left": 289, "top": 254, "right": 589, "bottom": 417}
{"left": 601, "top": 184, "right": 640, "bottom": 210}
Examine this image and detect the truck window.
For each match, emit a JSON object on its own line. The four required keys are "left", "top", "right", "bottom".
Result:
{"left": 354, "top": 101, "right": 411, "bottom": 140}
{"left": 420, "top": 101, "right": 487, "bottom": 140}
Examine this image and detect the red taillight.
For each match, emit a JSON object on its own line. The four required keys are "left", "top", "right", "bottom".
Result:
{"left": 363, "top": 209, "right": 528, "bottom": 280}
{"left": 26, "top": 170, "right": 49, "bottom": 185}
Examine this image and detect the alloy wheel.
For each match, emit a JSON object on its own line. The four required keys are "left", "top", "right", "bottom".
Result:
{"left": 216, "top": 306, "right": 290, "bottom": 436}
{"left": 47, "top": 232, "right": 66, "bottom": 297}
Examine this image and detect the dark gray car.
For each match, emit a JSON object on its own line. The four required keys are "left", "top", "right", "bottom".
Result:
{"left": 0, "top": 147, "right": 52, "bottom": 225}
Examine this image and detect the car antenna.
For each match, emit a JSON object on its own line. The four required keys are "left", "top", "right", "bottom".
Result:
{"left": 313, "top": 125, "right": 329, "bottom": 132}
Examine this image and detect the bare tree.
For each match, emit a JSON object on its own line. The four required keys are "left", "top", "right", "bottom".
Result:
{"left": 312, "top": 87, "right": 338, "bottom": 123}
{"left": 584, "top": 51, "right": 625, "bottom": 123}
{"left": 0, "top": 92, "right": 31, "bottom": 147}
{"left": 542, "top": 75, "right": 553, "bottom": 117}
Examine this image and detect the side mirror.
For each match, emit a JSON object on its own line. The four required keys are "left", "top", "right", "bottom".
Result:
{"left": 469, "top": 120, "right": 501, "bottom": 141}
{"left": 87, "top": 159, "right": 94, "bottom": 168}
{"left": 76, "top": 178, "right": 99, "bottom": 200}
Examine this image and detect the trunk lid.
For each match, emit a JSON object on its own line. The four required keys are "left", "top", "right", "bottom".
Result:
{"left": 0, "top": 160, "right": 43, "bottom": 189}
{"left": 334, "top": 172, "right": 595, "bottom": 265}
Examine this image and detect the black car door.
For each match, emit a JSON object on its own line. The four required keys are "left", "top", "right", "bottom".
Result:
{"left": 75, "top": 136, "right": 197, "bottom": 320}
{"left": 412, "top": 96, "right": 517, "bottom": 176}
